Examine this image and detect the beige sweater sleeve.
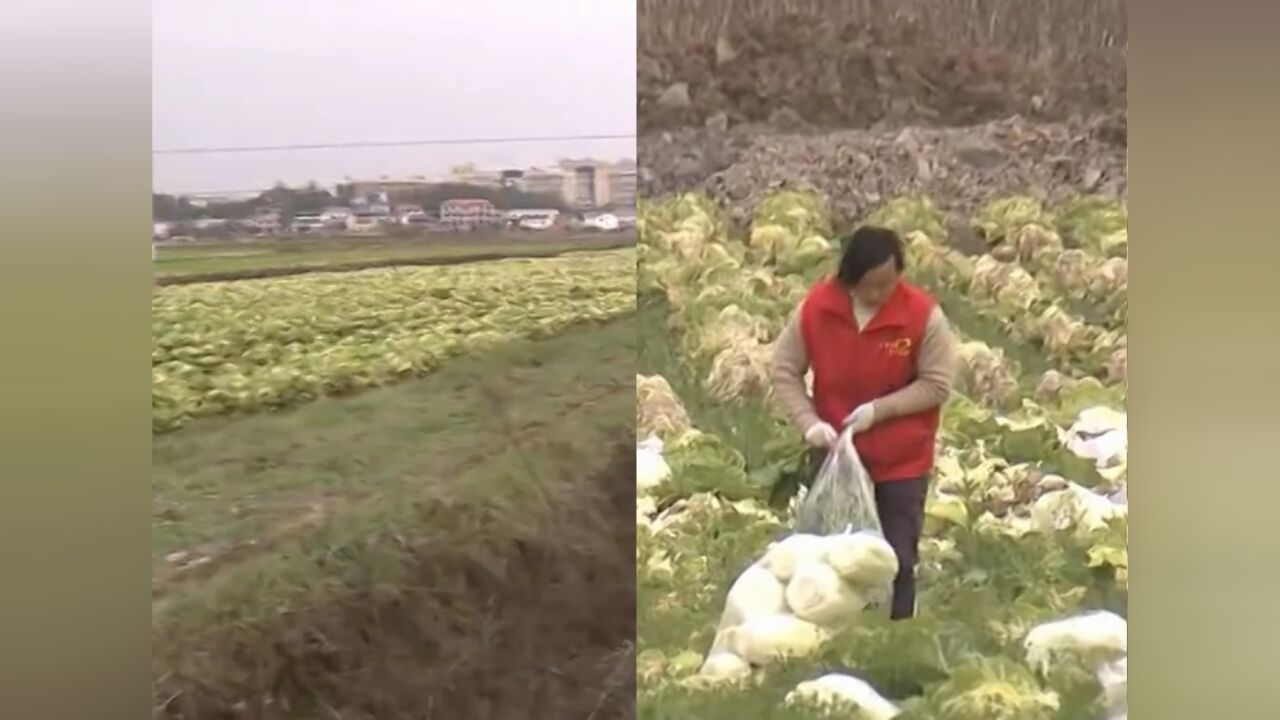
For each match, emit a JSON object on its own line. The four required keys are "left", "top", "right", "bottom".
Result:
{"left": 769, "top": 306, "right": 822, "bottom": 433}
{"left": 769, "top": 304, "right": 959, "bottom": 431}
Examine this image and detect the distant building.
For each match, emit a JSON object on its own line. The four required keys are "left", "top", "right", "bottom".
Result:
{"left": 607, "top": 159, "right": 637, "bottom": 209}
{"left": 252, "top": 210, "right": 283, "bottom": 234}
{"left": 561, "top": 159, "right": 602, "bottom": 208}
{"left": 392, "top": 204, "right": 425, "bottom": 221}
{"left": 516, "top": 167, "right": 571, "bottom": 200}
{"left": 555, "top": 158, "right": 637, "bottom": 209}
{"left": 345, "top": 208, "right": 389, "bottom": 234}
{"left": 343, "top": 180, "right": 433, "bottom": 203}
{"left": 349, "top": 196, "right": 392, "bottom": 216}
{"left": 457, "top": 161, "right": 633, "bottom": 209}
{"left": 447, "top": 164, "right": 504, "bottom": 188}
{"left": 290, "top": 213, "right": 327, "bottom": 233}
{"left": 319, "top": 207, "right": 351, "bottom": 230}
{"left": 440, "top": 198, "right": 502, "bottom": 229}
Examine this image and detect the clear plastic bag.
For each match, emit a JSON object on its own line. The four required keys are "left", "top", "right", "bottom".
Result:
{"left": 1098, "top": 657, "right": 1127, "bottom": 720}
{"left": 794, "top": 428, "right": 883, "bottom": 537}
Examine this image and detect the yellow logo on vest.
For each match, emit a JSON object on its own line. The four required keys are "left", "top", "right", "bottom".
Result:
{"left": 881, "top": 338, "right": 913, "bottom": 356}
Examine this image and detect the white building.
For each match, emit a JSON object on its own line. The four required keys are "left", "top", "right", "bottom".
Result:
{"left": 440, "top": 198, "right": 502, "bottom": 228}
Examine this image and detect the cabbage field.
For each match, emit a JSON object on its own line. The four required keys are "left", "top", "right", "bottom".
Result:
{"left": 153, "top": 248, "right": 640, "bottom": 718}
{"left": 635, "top": 191, "right": 1128, "bottom": 719}
{"left": 152, "top": 249, "right": 636, "bottom": 432}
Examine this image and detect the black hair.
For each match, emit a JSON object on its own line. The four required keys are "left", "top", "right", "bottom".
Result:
{"left": 836, "top": 226, "right": 904, "bottom": 286}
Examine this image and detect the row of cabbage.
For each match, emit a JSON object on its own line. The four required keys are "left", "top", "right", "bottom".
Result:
{"left": 152, "top": 249, "right": 636, "bottom": 432}
{"left": 899, "top": 226, "right": 1126, "bottom": 383}
{"left": 871, "top": 195, "right": 1127, "bottom": 384}
{"left": 872, "top": 195, "right": 1128, "bottom": 331}
{"left": 635, "top": 192, "right": 1128, "bottom": 719}
{"left": 639, "top": 193, "right": 1128, "bottom": 409}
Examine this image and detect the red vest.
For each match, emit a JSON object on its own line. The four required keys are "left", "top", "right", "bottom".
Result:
{"left": 799, "top": 278, "right": 940, "bottom": 482}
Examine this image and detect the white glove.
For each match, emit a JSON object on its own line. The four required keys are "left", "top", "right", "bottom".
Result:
{"left": 842, "top": 402, "right": 876, "bottom": 434}
{"left": 803, "top": 421, "right": 838, "bottom": 449}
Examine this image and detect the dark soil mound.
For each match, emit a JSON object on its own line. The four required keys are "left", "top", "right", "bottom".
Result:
{"left": 639, "top": 0, "right": 1126, "bottom": 133}
{"left": 637, "top": 0, "right": 1128, "bottom": 227}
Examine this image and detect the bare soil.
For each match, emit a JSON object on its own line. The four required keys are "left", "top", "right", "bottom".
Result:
{"left": 638, "top": 0, "right": 1128, "bottom": 228}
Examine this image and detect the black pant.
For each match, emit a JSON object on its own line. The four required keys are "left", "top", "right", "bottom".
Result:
{"left": 874, "top": 476, "right": 929, "bottom": 620}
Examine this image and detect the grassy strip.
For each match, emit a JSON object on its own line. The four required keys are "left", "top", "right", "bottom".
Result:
{"left": 154, "top": 389, "right": 632, "bottom": 625}
{"left": 154, "top": 317, "right": 636, "bottom": 566}
{"left": 155, "top": 415, "right": 634, "bottom": 718}
{"left": 155, "top": 234, "right": 637, "bottom": 284}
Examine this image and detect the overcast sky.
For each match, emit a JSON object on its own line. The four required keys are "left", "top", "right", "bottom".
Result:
{"left": 152, "top": 1, "right": 636, "bottom": 196}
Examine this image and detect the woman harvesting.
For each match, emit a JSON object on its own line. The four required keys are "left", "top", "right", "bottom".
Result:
{"left": 771, "top": 226, "right": 959, "bottom": 620}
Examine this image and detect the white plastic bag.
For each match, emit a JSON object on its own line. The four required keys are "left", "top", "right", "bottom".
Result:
{"left": 636, "top": 435, "right": 671, "bottom": 493}
{"left": 1063, "top": 407, "right": 1128, "bottom": 468}
{"left": 795, "top": 428, "right": 883, "bottom": 537}
{"left": 786, "top": 673, "right": 902, "bottom": 719}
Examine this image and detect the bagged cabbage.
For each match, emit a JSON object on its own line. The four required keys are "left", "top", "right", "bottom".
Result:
{"left": 1024, "top": 610, "right": 1127, "bottom": 675}
{"left": 718, "top": 562, "right": 788, "bottom": 630}
{"left": 725, "top": 613, "right": 829, "bottom": 666}
{"left": 696, "top": 650, "right": 752, "bottom": 682}
{"left": 761, "top": 533, "right": 829, "bottom": 582}
{"left": 1031, "top": 482, "right": 1123, "bottom": 534}
{"left": 786, "top": 673, "right": 902, "bottom": 720}
{"left": 636, "top": 436, "right": 671, "bottom": 494}
{"left": 824, "top": 530, "right": 900, "bottom": 589}
{"left": 784, "top": 561, "right": 868, "bottom": 627}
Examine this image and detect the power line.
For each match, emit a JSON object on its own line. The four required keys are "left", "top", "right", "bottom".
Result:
{"left": 154, "top": 132, "right": 636, "bottom": 156}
